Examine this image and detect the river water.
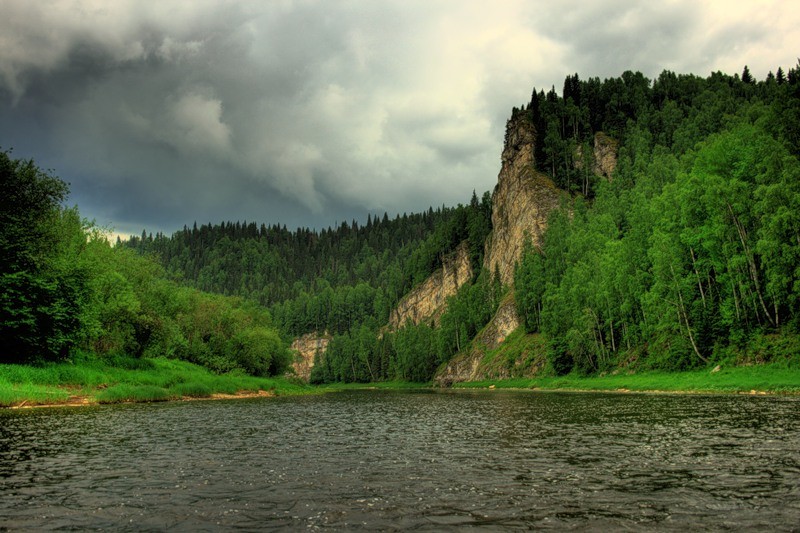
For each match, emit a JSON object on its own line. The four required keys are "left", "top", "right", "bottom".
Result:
{"left": 1, "top": 390, "right": 798, "bottom": 530}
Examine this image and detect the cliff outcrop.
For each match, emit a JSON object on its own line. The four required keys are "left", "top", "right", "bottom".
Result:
{"left": 592, "top": 132, "right": 618, "bottom": 179}
{"left": 290, "top": 331, "right": 331, "bottom": 381}
{"left": 387, "top": 242, "right": 472, "bottom": 330}
{"left": 435, "top": 114, "right": 561, "bottom": 385}
{"left": 484, "top": 115, "right": 561, "bottom": 286}
{"left": 575, "top": 131, "right": 619, "bottom": 181}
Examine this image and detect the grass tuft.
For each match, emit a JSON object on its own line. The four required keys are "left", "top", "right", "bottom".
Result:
{"left": 97, "top": 384, "right": 172, "bottom": 404}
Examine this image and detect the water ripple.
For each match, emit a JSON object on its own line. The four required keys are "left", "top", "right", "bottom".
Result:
{"left": 1, "top": 390, "right": 798, "bottom": 530}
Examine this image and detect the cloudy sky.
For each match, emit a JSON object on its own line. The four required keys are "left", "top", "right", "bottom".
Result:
{"left": 1, "top": 1, "right": 798, "bottom": 237}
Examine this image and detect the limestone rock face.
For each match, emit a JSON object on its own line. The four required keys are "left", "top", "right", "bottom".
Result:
{"left": 484, "top": 115, "right": 561, "bottom": 286}
{"left": 592, "top": 132, "right": 618, "bottom": 179}
{"left": 290, "top": 331, "right": 331, "bottom": 381}
{"left": 388, "top": 242, "right": 472, "bottom": 330}
{"left": 434, "top": 113, "right": 565, "bottom": 386}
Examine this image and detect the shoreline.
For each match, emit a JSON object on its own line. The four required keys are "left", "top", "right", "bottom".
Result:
{"left": 3, "top": 361, "right": 799, "bottom": 410}
{"left": 2, "top": 383, "right": 795, "bottom": 411}
{"left": 452, "top": 385, "right": 784, "bottom": 396}
{"left": 4, "top": 388, "right": 277, "bottom": 410}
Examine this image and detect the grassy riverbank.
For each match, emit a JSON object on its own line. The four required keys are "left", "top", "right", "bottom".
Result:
{"left": 452, "top": 365, "right": 800, "bottom": 395}
{"left": 4, "top": 359, "right": 799, "bottom": 409}
{"left": 0, "top": 356, "right": 313, "bottom": 408}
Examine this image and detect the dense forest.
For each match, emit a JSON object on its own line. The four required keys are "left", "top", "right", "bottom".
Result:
{"left": 3, "top": 64, "right": 799, "bottom": 383}
{"left": 126, "top": 191, "right": 495, "bottom": 381}
{"left": 125, "top": 190, "right": 492, "bottom": 336}
{"left": 515, "top": 65, "right": 800, "bottom": 373}
{"left": 0, "top": 151, "right": 292, "bottom": 376}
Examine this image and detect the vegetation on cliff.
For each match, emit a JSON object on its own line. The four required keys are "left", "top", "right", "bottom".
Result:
{"left": 515, "top": 65, "right": 800, "bottom": 375}
{"left": 126, "top": 190, "right": 494, "bottom": 383}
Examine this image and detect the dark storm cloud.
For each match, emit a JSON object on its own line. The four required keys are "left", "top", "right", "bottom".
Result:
{"left": 0, "top": 1, "right": 797, "bottom": 237}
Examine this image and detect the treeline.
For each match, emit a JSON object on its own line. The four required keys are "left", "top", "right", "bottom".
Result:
{"left": 127, "top": 190, "right": 493, "bottom": 339}
{"left": 516, "top": 63, "right": 800, "bottom": 373}
{"left": 0, "top": 151, "right": 291, "bottom": 375}
{"left": 516, "top": 65, "right": 800, "bottom": 196}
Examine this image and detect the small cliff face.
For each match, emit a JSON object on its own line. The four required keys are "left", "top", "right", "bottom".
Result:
{"left": 290, "top": 332, "right": 331, "bottom": 381}
{"left": 435, "top": 293, "right": 518, "bottom": 384}
{"left": 593, "top": 132, "right": 618, "bottom": 179}
{"left": 388, "top": 242, "right": 472, "bottom": 329}
{"left": 484, "top": 115, "right": 561, "bottom": 287}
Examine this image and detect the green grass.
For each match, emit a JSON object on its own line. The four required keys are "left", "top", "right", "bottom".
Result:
{"left": 0, "top": 356, "right": 314, "bottom": 407}
{"left": 453, "top": 364, "right": 800, "bottom": 394}
{"left": 477, "top": 328, "right": 547, "bottom": 377}
{"left": 5, "top": 357, "right": 798, "bottom": 408}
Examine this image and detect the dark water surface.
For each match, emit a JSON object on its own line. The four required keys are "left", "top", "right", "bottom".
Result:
{"left": 1, "top": 390, "right": 799, "bottom": 531}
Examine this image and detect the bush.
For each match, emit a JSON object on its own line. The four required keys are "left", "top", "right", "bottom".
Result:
{"left": 230, "top": 327, "right": 289, "bottom": 376}
{"left": 547, "top": 338, "right": 573, "bottom": 375}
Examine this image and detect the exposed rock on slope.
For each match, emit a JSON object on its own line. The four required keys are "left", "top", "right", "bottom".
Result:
{"left": 592, "top": 132, "right": 618, "bottom": 179}
{"left": 435, "top": 293, "right": 525, "bottom": 384}
{"left": 436, "top": 114, "right": 562, "bottom": 385}
{"left": 292, "top": 243, "right": 471, "bottom": 382}
{"left": 575, "top": 131, "right": 619, "bottom": 181}
{"left": 387, "top": 242, "right": 472, "bottom": 330}
{"left": 290, "top": 331, "right": 331, "bottom": 381}
{"left": 484, "top": 114, "right": 561, "bottom": 286}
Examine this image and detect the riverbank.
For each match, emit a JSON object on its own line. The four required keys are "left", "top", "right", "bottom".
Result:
{"left": 4, "top": 360, "right": 799, "bottom": 409}
{"left": 450, "top": 365, "right": 800, "bottom": 395}
{"left": 0, "top": 357, "right": 314, "bottom": 409}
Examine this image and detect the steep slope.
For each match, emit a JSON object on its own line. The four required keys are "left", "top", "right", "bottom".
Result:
{"left": 387, "top": 242, "right": 472, "bottom": 330}
{"left": 483, "top": 114, "right": 562, "bottom": 286}
{"left": 436, "top": 114, "right": 561, "bottom": 385}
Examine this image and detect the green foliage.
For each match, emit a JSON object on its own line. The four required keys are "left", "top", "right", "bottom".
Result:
{"left": 0, "top": 356, "right": 313, "bottom": 407}
{"left": 515, "top": 63, "right": 800, "bottom": 375}
{"left": 313, "top": 269, "right": 502, "bottom": 383}
{"left": 0, "top": 151, "right": 92, "bottom": 363}
{"left": 0, "top": 149, "right": 291, "bottom": 377}
{"left": 229, "top": 327, "right": 290, "bottom": 377}
{"left": 125, "top": 192, "right": 493, "bottom": 342}
{"left": 453, "top": 364, "right": 800, "bottom": 394}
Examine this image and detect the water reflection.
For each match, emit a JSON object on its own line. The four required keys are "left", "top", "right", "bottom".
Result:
{"left": 0, "top": 391, "right": 798, "bottom": 530}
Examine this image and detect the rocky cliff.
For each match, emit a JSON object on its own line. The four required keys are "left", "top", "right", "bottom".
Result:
{"left": 435, "top": 114, "right": 562, "bottom": 385}
{"left": 293, "top": 114, "right": 618, "bottom": 385}
{"left": 434, "top": 293, "right": 529, "bottom": 384}
{"left": 575, "top": 131, "right": 619, "bottom": 181}
{"left": 387, "top": 242, "right": 472, "bottom": 330}
{"left": 290, "top": 331, "right": 331, "bottom": 381}
{"left": 484, "top": 114, "right": 562, "bottom": 287}
{"left": 592, "top": 132, "right": 618, "bottom": 179}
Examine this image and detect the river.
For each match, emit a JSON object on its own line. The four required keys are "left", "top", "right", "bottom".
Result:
{"left": 1, "top": 390, "right": 798, "bottom": 530}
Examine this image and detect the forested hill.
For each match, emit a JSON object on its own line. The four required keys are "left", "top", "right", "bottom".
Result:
{"left": 510, "top": 64, "right": 800, "bottom": 376}
{"left": 125, "top": 193, "right": 493, "bottom": 338}
{"left": 124, "top": 64, "right": 800, "bottom": 383}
